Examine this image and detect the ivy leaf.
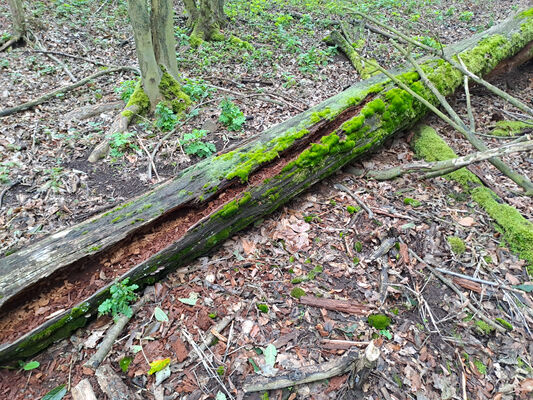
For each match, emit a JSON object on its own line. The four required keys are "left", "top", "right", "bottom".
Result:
{"left": 514, "top": 284, "right": 533, "bottom": 293}
{"left": 178, "top": 292, "right": 199, "bottom": 306}
{"left": 379, "top": 329, "right": 393, "bottom": 339}
{"left": 263, "top": 344, "right": 277, "bottom": 367}
{"left": 147, "top": 358, "right": 171, "bottom": 375}
{"left": 154, "top": 307, "right": 169, "bottom": 322}
{"left": 42, "top": 384, "right": 67, "bottom": 400}
{"left": 22, "top": 360, "right": 40, "bottom": 371}
{"left": 216, "top": 392, "right": 227, "bottom": 400}
{"left": 131, "top": 345, "right": 143, "bottom": 354}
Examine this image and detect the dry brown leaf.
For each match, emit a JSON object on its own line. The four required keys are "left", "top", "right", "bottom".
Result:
{"left": 458, "top": 216, "right": 476, "bottom": 227}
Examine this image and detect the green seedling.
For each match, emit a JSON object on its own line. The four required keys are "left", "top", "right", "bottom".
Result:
{"left": 98, "top": 278, "right": 139, "bottom": 321}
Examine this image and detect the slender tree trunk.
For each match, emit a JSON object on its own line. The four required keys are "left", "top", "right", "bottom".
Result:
{"left": 183, "top": 0, "right": 199, "bottom": 27}
{"left": 187, "top": 0, "right": 227, "bottom": 45}
{"left": 127, "top": 0, "right": 162, "bottom": 107}
{"left": 127, "top": 0, "right": 190, "bottom": 110}
{"left": 151, "top": 0, "right": 179, "bottom": 79}
{"left": 8, "top": 0, "right": 25, "bottom": 38}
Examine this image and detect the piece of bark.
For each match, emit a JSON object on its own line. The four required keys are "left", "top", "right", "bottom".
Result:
{"left": 243, "top": 341, "right": 380, "bottom": 392}
{"left": 322, "top": 339, "right": 370, "bottom": 350}
{"left": 71, "top": 378, "right": 97, "bottom": 400}
{"left": 95, "top": 364, "right": 134, "bottom": 400}
{"left": 299, "top": 296, "right": 373, "bottom": 315}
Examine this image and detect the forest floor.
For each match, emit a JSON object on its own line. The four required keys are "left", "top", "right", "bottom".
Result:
{"left": 0, "top": 0, "right": 532, "bottom": 399}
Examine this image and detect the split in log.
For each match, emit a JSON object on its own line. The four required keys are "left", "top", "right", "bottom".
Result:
{"left": 0, "top": 9, "right": 531, "bottom": 364}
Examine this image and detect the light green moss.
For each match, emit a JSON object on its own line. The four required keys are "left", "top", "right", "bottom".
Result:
{"left": 403, "top": 197, "right": 421, "bottom": 207}
{"left": 230, "top": 35, "right": 254, "bottom": 51}
{"left": 447, "top": 236, "right": 466, "bottom": 255}
{"left": 368, "top": 314, "right": 391, "bottom": 329}
{"left": 290, "top": 287, "right": 306, "bottom": 299}
{"left": 518, "top": 8, "right": 533, "bottom": 18}
{"left": 474, "top": 320, "right": 495, "bottom": 335}
{"left": 158, "top": 70, "right": 191, "bottom": 114}
{"left": 491, "top": 120, "right": 532, "bottom": 136}
{"left": 123, "top": 83, "right": 150, "bottom": 116}
{"left": 413, "top": 126, "right": 533, "bottom": 273}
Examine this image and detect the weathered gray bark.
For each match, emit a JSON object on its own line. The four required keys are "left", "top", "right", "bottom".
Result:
{"left": 0, "top": 10, "right": 531, "bottom": 364}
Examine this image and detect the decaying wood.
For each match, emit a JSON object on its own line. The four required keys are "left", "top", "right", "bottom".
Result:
{"left": 85, "top": 288, "right": 152, "bottom": 370}
{"left": 243, "top": 341, "right": 380, "bottom": 392}
{"left": 0, "top": 11, "right": 531, "bottom": 364}
{"left": 95, "top": 364, "right": 135, "bottom": 400}
{"left": 324, "top": 30, "right": 377, "bottom": 79}
{"left": 0, "top": 66, "right": 139, "bottom": 118}
{"left": 71, "top": 379, "right": 97, "bottom": 400}
{"left": 362, "top": 139, "right": 533, "bottom": 181}
{"left": 63, "top": 101, "right": 124, "bottom": 124}
{"left": 299, "top": 296, "right": 373, "bottom": 315}
{"left": 322, "top": 339, "right": 370, "bottom": 350}
{"left": 88, "top": 103, "right": 141, "bottom": 162}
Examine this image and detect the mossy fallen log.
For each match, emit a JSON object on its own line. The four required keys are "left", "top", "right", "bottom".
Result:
{"left": 0, "top": 9, "right": 531, "bottom": 364}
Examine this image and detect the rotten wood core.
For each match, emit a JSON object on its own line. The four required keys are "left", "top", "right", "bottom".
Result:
{"left": 0, "top": 101, "right": 366, "bottom": 345}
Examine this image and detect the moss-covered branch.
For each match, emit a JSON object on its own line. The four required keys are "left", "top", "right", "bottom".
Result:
{"left": 413, "top": 125, "right": 533, "bottom": 273}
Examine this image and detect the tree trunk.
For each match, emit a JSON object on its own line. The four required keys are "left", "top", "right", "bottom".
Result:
{"left": 0, "top": 9, "right": 531, "bottom": 364}
{"left": 187, "top": 0, "right": 226, "bottom": 45}
{"left": 8, "top": 0, "right": 25, "bottom": 36}
{"left": 127, "top": 0, "right": 189, "bottom": 110}
{"left": 0, "top": 0, "right": 25, "bottom": 51}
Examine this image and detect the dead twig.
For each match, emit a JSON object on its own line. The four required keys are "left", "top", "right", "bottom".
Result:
{"left": 363, "top": 140, "right": 533, "bottom": 181}
{"left": 243, "top": 341, "right": 380, "bottom": 392}
{"left": 334, "top": 183, "right": 374, "bottom": 219}
{"left": 405, "top": 245, "right": 507, "bottom": 334}
{"left": 182, "top": 328, "right": 234, "bottom": 400}
{"left": 0, "top": 66, "right": 139, "bottom": 118}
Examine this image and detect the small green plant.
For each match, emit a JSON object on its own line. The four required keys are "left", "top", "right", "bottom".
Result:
{"left": 115, "top": 80, "right": 137, "bottom": 103}
{"left": 181, "top": 78, "right": 215, "bottom": 102}
{"left": 155, "top": 102, "right": 179, "bottom": 132}
{"left": 216, "top": 366, "right": 225, "bottom": 376}
{"left": 346, "top": 205, "right": 360, "bottom": 214}
{"left": 98, "top": 278, "right": 139, "bottom": 321}
{"left": 473, "top": 359, "right": 487, "bottom": 374}
{"left": 257, "top": 303, "right": 269, "bottom": 313}
{"left": 180, "top": 129, "right": 216, "bottom": 157}
{"left": 109, "top": 131, "right": 139, "bottom": 158}
{"left": 219, "top": 98, "right": 246, "bottom": 131}
{"left": 403, "top": 197, "right": 421, "bottom": 207}
{"left": 459, "top": 11, "right": 474, "bottom": 22}
{"left": 447, "top": 236, "right": 466, "bottom": 255}
{"left": 20, "top": 360, "right": 40, "bottom": 371}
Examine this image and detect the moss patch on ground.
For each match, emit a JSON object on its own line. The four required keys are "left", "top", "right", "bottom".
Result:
{"left": 413, "top": 125, "right": 533, "bottom": 274}
{"left": 491, "top": 119, "right": 532, "bottom": 136}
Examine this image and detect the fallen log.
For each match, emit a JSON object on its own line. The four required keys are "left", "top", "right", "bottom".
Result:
{"left": 0, "top": 9, "right": 531, "bottom": 364}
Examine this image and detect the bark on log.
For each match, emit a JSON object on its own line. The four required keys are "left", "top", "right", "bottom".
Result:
{"left": 0, "top": 9, "right": 531, "bottom": 364}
